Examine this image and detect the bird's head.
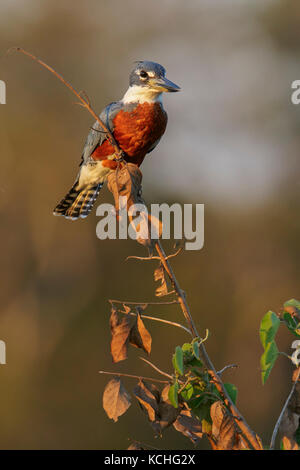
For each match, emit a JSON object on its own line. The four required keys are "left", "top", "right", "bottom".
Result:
{"left": 123, "top": 61, "right": 180, "bottom": 104}
{"left": 130, "top": 61, "right": 180, "bottom": 93}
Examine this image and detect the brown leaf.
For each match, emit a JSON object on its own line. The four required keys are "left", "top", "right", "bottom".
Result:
{"left": 107, "top": 164, "right": 156, "bottom": 250}
{"left": 173, "top": 408, "right": 203, "bottom": 444}
{"left": 210, "top": 401, "right": 224, "bottom": 435}
{"left": 157, "top": 385, "right": 181, "bottom": 431}
{"left": 121, "top": 304, "right": 131, "bottom": 315}
{"left": 279, "top": 368, "right": 300, "bottom": 445}
{"left": 210, "top": 401, "right": 238, "bottom": 450}
{"left": 102, "top": 377, "right": 131, "bottom": 422}
{"left": 129, "top": 313, "right": 152, "bottom": 355}
{"left": 281, "top": 435, "right": 299, "bottom": 450}
{"left": 134, "top": 381, "right": 182, "bottom": 436}
{"left": 133, "top": 379, "right": 160, "bottom": 423}
{"left": 107, "top": 163, "right": 143, "bottom": 211}
{"left": 110, "top": 307, "right": 131, "bottom": 363}
{"left": 279, "top": 408, "right": 299, "bottom": 442}
{"left": 154, "top": 264, "right": 169, "bottom": 297}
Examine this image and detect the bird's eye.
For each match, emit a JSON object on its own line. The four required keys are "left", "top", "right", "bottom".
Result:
{"left": 139, "top": 70, "right": 148, "bottom": 79}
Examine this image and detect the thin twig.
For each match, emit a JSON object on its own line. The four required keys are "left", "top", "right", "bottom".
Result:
{"left": 118, "top": 309, "right": 192, "bottom": 335}
{"left": 217, "top": 364, "right": 238, "bottom": 376}
{"left": 126, "top": 247, "right": 183, "bottom": 262}
{"left": 99, "top": 370, "right": 169, "bottom": 384}
{"left": 126, "top": 255, "right": 161, "bottom": 261}
{"left": 155, "top": 240, "right": 198, "bottom": 337}
{"left": 139, "top": 357, "right": 174, "bottom": 381}
{"left": 270, "top": 368, "right": 300, "bottom": 450}
{"left": 10, "top": 47, "right": 122, "bottom": 157}
{"left": 109, "top": 299, "right": 179, "bottom": 306}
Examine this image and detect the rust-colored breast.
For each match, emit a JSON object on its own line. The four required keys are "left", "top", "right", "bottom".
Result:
{"left": 113, "top": 102, "right": 168, "bottom": 165}
{"left": 91, "top": 102, "right": 167, "bottom": 167}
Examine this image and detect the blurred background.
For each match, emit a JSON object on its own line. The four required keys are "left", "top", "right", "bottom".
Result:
{"left": 0, "top": 0, "right": 300, "bottom": 450}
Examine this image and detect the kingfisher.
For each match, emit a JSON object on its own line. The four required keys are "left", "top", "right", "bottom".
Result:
{"left": 53, "top": 61, "right": 180, "bottom": 220}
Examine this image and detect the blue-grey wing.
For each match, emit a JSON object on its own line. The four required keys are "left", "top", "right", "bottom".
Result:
{"left": 80, "top": 101, "right": 124, "bottom": 165}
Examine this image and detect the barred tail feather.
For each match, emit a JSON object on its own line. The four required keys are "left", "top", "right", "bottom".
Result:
{"left": 53, "top": 182, "right": 103, "bottom": 220}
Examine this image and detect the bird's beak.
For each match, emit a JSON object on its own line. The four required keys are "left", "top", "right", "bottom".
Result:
{"left": 149, "top": 76, "right": 181, "bottom": 93}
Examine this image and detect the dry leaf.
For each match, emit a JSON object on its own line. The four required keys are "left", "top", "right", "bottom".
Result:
{"left": 279, "top": 368, "right": 300, "bottom": 446}
{"left": 279, "top": 408, "right": 299, "bottom": 444}
{"left": 281, "top": 435, "right": 299, "bottom": 450}
{"left": 133, "top": 380, "right": 160, "bottom": 423}
{"left": 121, "top": 304, "right": 131, "bottom": 315}
{"left": 107, "top": 163, "right": 143, "bottom": 211}
{"left": 107, "top": 164, "right": 156, "bottom": 250}
{"left": 110, "top": 307, "right": 131, "bottom": 363}
{"left": 173, "top": 407, "right": 203, "bottom": 444}
{"left": 103, "top": 377, "right": 131, "bottom": 422}
{"left": 210, "top": 401, "right": 238, "bottom": 450}
{"left": 154, "top": 264, "right": 169, "bottom": 297}
{"left": 129, "top": 313, "right": 152, "bottom": 355}
{"left": 134, "top": 381, "right": 182, "bottom": 436}
{"left": 157, "top": 385, "right": 181, "bottom": 431}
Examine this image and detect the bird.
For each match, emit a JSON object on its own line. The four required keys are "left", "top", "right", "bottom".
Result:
{"left": 53, "top": 61, "right": 180, "bottom": 220}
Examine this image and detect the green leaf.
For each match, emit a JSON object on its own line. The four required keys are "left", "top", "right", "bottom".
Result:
{"left": 168, "top": 381, "right": 179, "bottom": 408}
{"left": 180, "top": 382, "right": 194, "bottom": 401}
{"left": 260, "top": 340, "right": 279, "bottom": 384}
{"left": 181, "top": 343, "right": 192, "bottom": 352}
{"left": 173, "top": 346, "right": 184, "bottom": 375}
{"left": 283, "top": 312, "right": 300, "bottom": 338}
{"left": 192, "top": 341, "right": 200, "bottom": 360}
{"left": 189, "top": 357, "right": 203, "bottom": 368}
{"left": 259, "top": 311, "right": 280, "bottom": 349}
{"left": 192, "top": 398, "right": 213, "bottom": 425}
{"left": 224, "top": 383, "right": 238, "bottom": 405}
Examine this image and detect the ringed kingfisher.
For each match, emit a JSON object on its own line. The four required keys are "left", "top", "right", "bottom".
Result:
{"left": 53, "top": 61, "right": 180, "bottom": 220}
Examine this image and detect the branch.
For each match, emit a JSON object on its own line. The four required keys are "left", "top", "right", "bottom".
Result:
{"left": 139, "top": 357, "right": 174, "bottom": 381}
{"left": 154, "top": 240, "right": 198, "bottom": 337}
{"left": 118, "top": 309, "right": 192, "bottom": 335}
{"left": 109, "top": 299, "right": 179, "bottom": 306}
{"left": 154, "top": 239, "right": 263, "bottom": 450}
{"left": 10, "top": 47, "right": 123, "bottom": 158}
{"left": 99, "top": 370, "right": 169, "bottom": 384}
{"left": 270, "top": 368, "right": 300, "bottom": 450}
{"left": 217, "top": 364, "right": 238, "bottom": 376}
{"left": 126, "top": 247, "right": 183, "bottom": 262}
